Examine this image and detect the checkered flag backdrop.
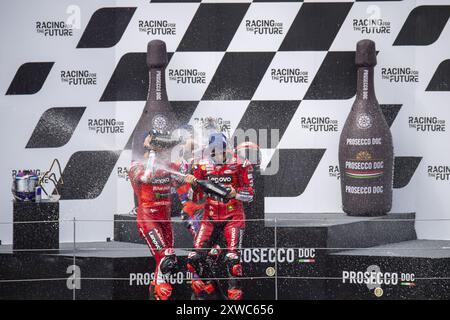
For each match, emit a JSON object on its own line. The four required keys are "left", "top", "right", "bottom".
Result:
{"left": 1, "top": 0, "right": 450, "bottom": 243}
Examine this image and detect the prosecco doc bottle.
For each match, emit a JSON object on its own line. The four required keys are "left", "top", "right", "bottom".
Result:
{"left": 338, "top": 39, "right": 394, "bottom": 216}
{"left": 131, "top": 40, "right": 177, "bottom": 162}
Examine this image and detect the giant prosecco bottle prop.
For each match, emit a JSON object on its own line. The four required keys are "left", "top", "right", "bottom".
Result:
{"left": 131, "top": 40, "right": 177, "bottom": 162}
{"left": 338, "top": 39, "right": 394, "bottom": 216}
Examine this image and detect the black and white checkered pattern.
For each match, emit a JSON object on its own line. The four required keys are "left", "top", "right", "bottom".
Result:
{"left": 1, "top": 0, "right": 450, "bottom": 243}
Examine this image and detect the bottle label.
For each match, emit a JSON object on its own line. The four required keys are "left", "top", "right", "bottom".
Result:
{"left": 346, "top": 137, "right": 382, "bottom": 146}
{"left": 343, "top": 150, "right": 385, "bottom": 193}
{"left": 362, "top": 69, "right": 369, "bottom": 100}
{"left": 155, "top": 70, "right": 162, "bottom": 101}
{"left": 344, "top": 151, "right": 384, "bottom": 179}
{"left": 345, "top": 185, "right": 384, "bottom": 194}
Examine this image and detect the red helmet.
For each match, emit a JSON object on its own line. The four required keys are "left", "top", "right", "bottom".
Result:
{"left": 236, "top": 141, "right": 261, "bottom": 166}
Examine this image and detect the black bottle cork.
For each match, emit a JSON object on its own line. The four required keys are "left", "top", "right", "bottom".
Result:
{"left": 147, "top": 40, "right": 168, "bottom": 68}
{"left": 355, "top": 39, "right": 377, "bottom": 67}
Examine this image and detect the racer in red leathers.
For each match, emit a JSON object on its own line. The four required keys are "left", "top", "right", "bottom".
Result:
{"left": 186, "top": 133, "right": 254, "bottom": 300}
{"left": 174, "top": 133, "right": 205, "bottom": 238}
{"left": 177, "top": 182, "right": 205, "bottom": 238}
{"left": 129, "top": 130, "right": 196, "bottom": 300}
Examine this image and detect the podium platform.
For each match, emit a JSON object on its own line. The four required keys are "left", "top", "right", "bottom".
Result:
{"left": 2, "top": 211, "right": 450, "bottom": 299}
{"left": 265, "top": 212, "right": 416, "bottom": 248}
{"left": 326, "top": 240, "right": 450, "bottom": 300}
{"left": 263, "top": 212, "right": 417, "bottom": 299}
{"left": 13, "top": 200, "right": 59, "bottom": 251}
{"left": 111, "top": 211, "right": 418, "bottom": 299}
{"left": 0, "top": 241, "right": 191, "bottom": 300}
{"left": 0, "top": 241, "right": 276, "bottom": 300}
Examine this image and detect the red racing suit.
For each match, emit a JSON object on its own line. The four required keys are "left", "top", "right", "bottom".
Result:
{"left": 176, "top": 157, "right": 205, "bottom": 238}
{"left": 188, "top": 155, "right": 254, "bottom": 300}
{"left": 128, "top": 160, "right": 184, "bottom": 299}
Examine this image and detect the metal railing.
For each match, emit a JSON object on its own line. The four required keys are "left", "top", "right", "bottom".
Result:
{"left": 0, "top": 216, "right": 449, "bottom": 300}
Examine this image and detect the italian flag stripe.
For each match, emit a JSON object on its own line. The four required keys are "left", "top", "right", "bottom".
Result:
{"left": 298, "top": 259, "right": 316, "bottom": 263}
{"left": 400, "top": 282, "right": 416, "bottom": 286}
{"left": 345, "top": 169, "right": 384, "bottom": 175}
{"left": 346, "top": 172, "right": 383, "bottom": 179}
